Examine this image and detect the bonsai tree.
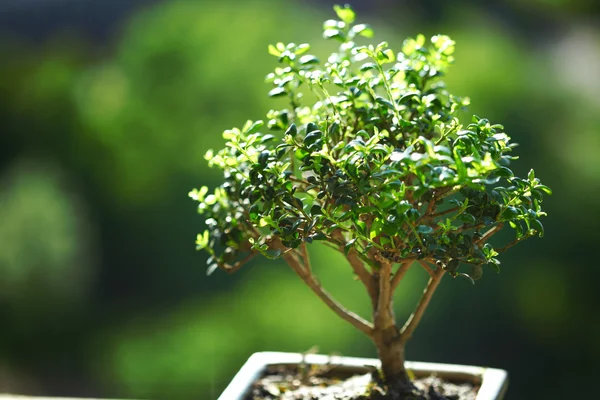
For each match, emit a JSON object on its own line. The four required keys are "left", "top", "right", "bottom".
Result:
{"left": 189, "top": 4, "right": 551, "bottom": 397}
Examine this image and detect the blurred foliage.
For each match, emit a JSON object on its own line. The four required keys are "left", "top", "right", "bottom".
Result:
{"left": 0, "top": 0, "right": 598, "bottom": 399}
{"left": 0, "top": 160, "right": 93, "bottom": 322}
{"left": 72, "top": 0, "right": 288, "bottom": 203}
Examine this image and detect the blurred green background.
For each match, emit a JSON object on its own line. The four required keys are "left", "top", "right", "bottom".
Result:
{"left": 0, "top": 0, "right": 598, "bottom": 399}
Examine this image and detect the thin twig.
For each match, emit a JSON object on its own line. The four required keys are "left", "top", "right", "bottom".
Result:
{"left": 453, "top": 223, "right": 486, "bottom": 234}
{"left": 273, "top": 240, "right": 374, "bottom": 335}
{"left": 331, "top": 230, "right": 378, "bottom": 305}
{"left": 429, "top": 206, "right": 461, "bottom": 219}
{"left": 223, "top": 252, "right": 259, "bottom": 274}
{"left": 400, "top": 268, "right": 445, "bottom": 342}
{"left": 426, "top": 196, "right": 437, "bottom": 216}
{"left": 437, "top": 187, "right": 461, "bottom": 200}
{"left": 495, "top": 237, "right": 523, "bottom": 253}
{"left": 417, "top": 260, "right": 434, "bottom": 277}
{"left": 475, "top": 223, "right": 504, "bottom": 245}
{"left": 390, "top": 261, "right": 412, "bottom": 292}
{"left": 301, "top": 242, "right": 312, "bottom": 272}
{"left": 288, "top": 175, "right": 311, "bottom": 186}
{"left": 347, "top": 248, "right": 378, "bottom": 305}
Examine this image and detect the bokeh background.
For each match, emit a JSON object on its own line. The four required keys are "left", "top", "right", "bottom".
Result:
{"left": 1, "top": 0, "right": 599, "bottom": 399}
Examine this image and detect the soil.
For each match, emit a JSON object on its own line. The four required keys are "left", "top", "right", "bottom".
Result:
{"left": 244, "top": 364, "right": 478, "bottom": 400}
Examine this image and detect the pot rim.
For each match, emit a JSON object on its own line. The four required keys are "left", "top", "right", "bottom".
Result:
{"left": 219, "top": 351, "right": 508, "bottom": 400}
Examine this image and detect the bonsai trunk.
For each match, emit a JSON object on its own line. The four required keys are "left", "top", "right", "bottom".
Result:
{"left": 279, "top": 242, "right": 444, "bottom": 393}
{"left": 369, "top": 261, "right": 413, "bottom": 390}
{"left": 373, "top": 327, "right": 410, "bottom": 387}
{"left": 371, "top": 300, "right": 413, "bottom": 392}
{"left": 370, "top": 265, "right": 445, "bottom": 392}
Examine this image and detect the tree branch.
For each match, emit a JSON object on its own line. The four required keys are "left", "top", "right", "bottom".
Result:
{"left": 390, "top": 261, "right": 412, "bottom": 292}
{"left": 428, "top": 205, "right": 461, "bottom": 219}
{"left": 374, "top": 260, "right": 392, "bottom": 327}
{"left": 475, "top": 223, "right": 503, "bottom": 245}
{"left": 425, "top": 195, "right": 437, "bottom": 216}
{"left": 400, "top": 268, "right": 445, "bottom": 342}
{"left": 453, "top": 223, "right": 485, "bottom": 234}
{"left": 495, "top": 237, "right": 523, "bottom": 253}
{"left": 417, "top": 260, "right": 434, "bottom": 277}
{"left": 288, "top": 175, "right": 311, "bottom": 186}
{"left": 273, "top": 240, "right": 374, "bottom": 335}
{"left": 347, "top": 248, "right": 378, "bottom": 305}
{"left": 331, "top": 230, "right": 378, "bottom": 306}
{"left": 300, "top": 242, "right": 312, "bottom": 272}
{"left": 223, "top": 252, "right": 259, "bottom": 274}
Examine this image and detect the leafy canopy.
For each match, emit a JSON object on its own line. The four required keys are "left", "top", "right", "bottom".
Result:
{"left": 190, "top": 4, "right": 551, "bottom": 282}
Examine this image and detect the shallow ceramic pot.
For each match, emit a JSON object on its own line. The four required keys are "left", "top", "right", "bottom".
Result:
{"left": 219, "top": 351, "right": 508, "bottom": 400}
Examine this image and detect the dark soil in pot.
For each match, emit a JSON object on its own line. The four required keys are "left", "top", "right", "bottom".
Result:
{"left": 245, "top": 364, "right": 478, "bottom": 400}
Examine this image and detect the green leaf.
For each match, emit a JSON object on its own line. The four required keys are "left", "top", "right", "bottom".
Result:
{"left": 304, "top": 130, "right": 323, "bottom": 146}
{"left": 299, "top": 55, "right": 319, "bottom": 65}
{"left": 375, "top": 96, "right": 395, "bottom": 109}
{"left": 268, "top": 87, "right": 287, "bottom": 97}
{"left": 470, "top": 264, "right": 483, "bottom": 280}
{"left": 310, "top": 204, "right": 323, "bottom": 215}
{"left": 264, "top": 249, "right": 282, "bottom": 259}
{"left": 258, "top": 151, "right": 270, "bottom": 166}
{"left": 204, "top": 194, "right": 217, "bottom": 205}
{"left": 344, "top": 238, "right": 357, "bottom": 256}
{"left": 206, "top": 263, "right": 219, "bottom": 276}
{"left": 495, "top": 166, "right": 514, "bottom": 177}
{"left": 328, "top": 122, "right": 340, "bottom": 140}
{"left": 355, "top": 220, "right": 367, "bottom": 235}
{"left": 457, "top": 272, "right": 475, "bottom": 285}
{"left": 323, "top": 19, "right": 342, "bottom": 30}
{"left": 458, "top": 213, "right": 476, "bottom": 225}
{"left": 261, "top": 134, "right": 277, "bottom": 143}
{"left": 222, "top": 129, "right": 238, "bottom": 140}
{"left": 406, "top": 208, "right": 420, "bottom": 222}
{"left": 536, "top": 184, "right": 552, "bottom": 195}
{"left": 378, "top": 48, "right": 395, "bottom": 63}
{"left": 333, "top": 4, "right": 355, "bottom": 24}
{"left": 306, "top": 122, "right": 319, "bottom": 132}
{"left": 310, "top": 232, "right": 327, "bottom": 241}
{"left": 351, "top": 24, "right": 374, "bottom": 38}
{"left": 195, "top": 230, "right": 210, "bottom": 250}
{"left": 399, "top": 92, "right": 421, "bottom": 104}
{"left": 532, "top": 219, "right": 545, "bottom": 237}
{"left": 295, "top": 43, "right": 310, "bottom": 55}
{"left": 359, "top": 62, "right": 377, "bottom": 72}
{"left": 285, "top": 123, "right": 297, "bottom": 137}
{"left": 323, "top": 29, "right": 346, "bottom": 41}
{"left": 446, "top": 259, "right": 459, "bottom": 273}
{"left": 488, "top": 261, "right": 501, "bottom": 273}
{"left": 499, "top": 206, "right": 519, "bottom": 221}
{"left": 188, "top": 186, "right": 209, "bottom": 201}
{"left": 416, "top": 225, "right": 433, "bottom": 234}
{"left": 244, "top": 120, "right": 264, "bottom": 135}
{"left": 268, "top": 44, "right": 281, "bottom": 56}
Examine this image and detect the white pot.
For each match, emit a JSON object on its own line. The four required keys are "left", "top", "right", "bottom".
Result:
{"left": 219, "top": 351, "right": 508, "bottom": 400}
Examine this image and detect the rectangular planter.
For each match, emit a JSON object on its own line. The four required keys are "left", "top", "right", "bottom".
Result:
{"left": 219, "top": 351, "right": 508, "bottom": 400}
